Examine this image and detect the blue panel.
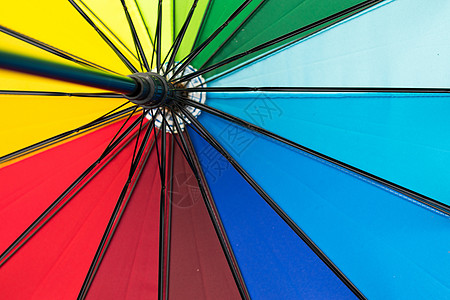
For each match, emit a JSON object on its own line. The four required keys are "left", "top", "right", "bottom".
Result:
{"left": 188, "top": 128, "right": 356, "bottom": 299}
{"left": 204, "top": 92, "right": 450, "bottom": 205}
{"left": 196, "top": 112, "right": 450, "bottom": 299}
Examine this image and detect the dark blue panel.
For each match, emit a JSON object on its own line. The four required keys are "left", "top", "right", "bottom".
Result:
{"left": 188, "top": 128, "right": 356, "bottom": 300}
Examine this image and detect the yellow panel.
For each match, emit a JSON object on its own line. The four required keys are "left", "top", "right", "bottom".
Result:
{"left": 0, "top": 94, "right": 130, "bottom": 157}
{"left": 73, "top": 0, "right": 155, "bottom": 70}
{"left": 0, "top": 0, "right": 131, "bottom": 75}
{"left": 0, "top": 0, "right": 145, "bottom": 158}
{"left": 0, "top": 33, "right": 107, "bottom": 93}
{"left": 125, "top": 0, "right": 155, "bottom": 62}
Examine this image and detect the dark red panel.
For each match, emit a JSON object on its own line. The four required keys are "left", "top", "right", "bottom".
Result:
{"left": 0, "top": 120, "right": 141, "bottom": 299}
{"left": 86, "top": 134, "right": 162, "bottom": 300}
{"left": 167, "top": 133, "right": 240, "bottom": 300}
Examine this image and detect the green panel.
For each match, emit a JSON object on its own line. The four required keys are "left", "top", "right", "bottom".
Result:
{"left": 190, "top": 0, "right": 265, "bottom": 70}
{"left": 193, "top": 0, "right": 371, "bottom": 78}
{"left": 174, "top": 0, "right": 210, "bottom": 60}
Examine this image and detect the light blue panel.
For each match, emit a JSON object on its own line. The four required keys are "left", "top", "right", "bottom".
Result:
{"left": 189, "top": 129, "right": 357, "bottom": 299}
{"left": 204, "top": 92, "right": 450, "bottom": 205}
{"left": 197, "top": 112, "right": 450, "bottom": 300}
{"left": 211, "top": 0, "right": 450, "bottom": 88}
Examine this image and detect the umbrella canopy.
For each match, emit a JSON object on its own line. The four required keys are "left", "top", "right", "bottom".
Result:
{"left": 1, "top": 0, "right": 450, "bottom": 299}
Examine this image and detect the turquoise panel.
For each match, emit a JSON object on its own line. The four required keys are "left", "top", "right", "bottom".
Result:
{"left": 204, "top": 92, "right": 450, "bottom": 205}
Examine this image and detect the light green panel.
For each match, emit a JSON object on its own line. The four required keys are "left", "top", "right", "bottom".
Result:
{"left": 173, "top": 0, "right": 210, "bottom": 60}
{"left": 135, "top": 0, "right": 174, "bottom": 67}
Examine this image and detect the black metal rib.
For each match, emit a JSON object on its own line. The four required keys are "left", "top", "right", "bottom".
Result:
{"left": 156, "top": 0, "right": 163, "bottom": 73}
{"left": 165, "top": 133, "right": 175, "bottom": 300}
{"left": 179, "top": 97, "right": 450, "bottom": 216}
{"left": 0, "top": 105, "right": 137, "bottom": 164}
{"left": 0, "top": 115, "right": 144, "bottom": 267}
{"left": 78, "top": 117, "right": 156, "bottom": 299}
{"left": 100, "top": 106, "right": 140, "bottom": 158}
{"left": 129, "top": 111, "right": 147, "bottom": 176}
{"left": 120, "top": 0, "right": 150, "bottom": 71}
{"left": 170, "top": 0, "right": 253, "bottom": 80}
{"left": 68, "top": 0, "right": 139, "bottom": 73}
{"left": 174, "top": 0, "right": 384, "bottom": 83}
{"left": 170, "top": 109, "right": 250, "bottom": 299}
{"left": 189, "top": 0, "right": 213, "bottom": 54}
{"left": 198, "top": 0, "right": 268, "bottom": 70}
{"left": 149, "top": 110, "right": 163, "bottom": 178}
{"left": 0, "top": 90, "right": 123, "bottom": 97}
{"left": 133, "top": 0, "right": 155, "bottom": 48}
{"left": 0, "top": 25, "right": 122, "bottom": 75}
{"left": 76, "top": 0, "right": 141, "bottom": 61}
{"left": 176, "top": 86, "right": 450, "bottom": 94}
{"left": 158, "top": 109, "right": 167, "bottom": 300}
{"left": 165, "top": 0, "right": 199, "bottom": 75}
{"left": 174, "top": 104, "right": 366, "bottom": 299}
{"left": 197, "top": 4, "right": 380, "bottom": 88}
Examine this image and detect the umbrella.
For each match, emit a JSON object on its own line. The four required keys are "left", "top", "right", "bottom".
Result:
{"left": 0, "top": 0, "right": 449, "bottom": 299}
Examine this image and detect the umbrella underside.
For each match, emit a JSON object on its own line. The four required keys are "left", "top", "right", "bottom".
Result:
{"left": 1, "top": 0, "right": 449, "bottom": 299}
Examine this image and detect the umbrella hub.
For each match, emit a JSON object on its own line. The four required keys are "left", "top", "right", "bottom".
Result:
{"left": 141, "top": 64, "right": 206, "bottom": 133}
{"left": 126, "top": 72, "right": 173, "bottom": 108}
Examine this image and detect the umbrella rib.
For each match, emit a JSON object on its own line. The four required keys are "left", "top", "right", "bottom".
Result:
{"left": 179, "top": 97, "right": 450, "bottom": 216}
{"left": 0, "top": 90, "right": 123, "bottom": 97}
{"left": 158, "top": 108, "right": 167, "bottom": 300}
{"left": 174, "top": 104, "right": 367, "bottom": 299}
{"left": 0, "top": 25, "right": 122, "bottom": 76}
{"left": 163, "top": 111, "right": 192, "bottom": 162}
{"left": 129, "top": 111, "right": 147, "bottom": 176}
{"left": 100, "top": 106, "right": 140, "bottom": 158}
{"left": 156, "top": 0, "right": 163, "bottom": 73}
{"left": 170, "top": 108, "right": 251, "bottom": 300}
{"left": 173, "top": 0, "right": 384, "bottom": 84}
{"left": 76, "top": 0, "right": 141, "bottom": 62}
{"left": 0, "top": 104, "right": 137, "bottom": 164}
{"left": 188, "top": 0, "right": 213, "bottom": 55}
{"left": 149, "top": 109, "right": 164, "bottom": 179}
{"left": 78, "top": 117, "right": 155, "bottom": 300}
{"left": 120, "top": 0, "right": 150, "bottom": 72}
{"left": 177, "top": 86, "right": 450, "bottom": 94}
{"left": 164, "top": 133, "right": 175, "bottom": 300}
{"left": 164, "top": 0, "right": 200, "bottom": 76}
{"left": 169, "top": 0, "right": 253, "bottom": 81}
{"left": 133, "top": 0, "right": 155, "bottom": 47}
{"left": 197, "top": 5, "right": 380, "bottom": 88}
{"left": 68, "top": 0, "right": 139, "bottom": 73}
{"left": 198, "top": 0, "right": 269, "bottom": 71}
{"left": 0, "top": 115, "right": 144, "bottom": 268}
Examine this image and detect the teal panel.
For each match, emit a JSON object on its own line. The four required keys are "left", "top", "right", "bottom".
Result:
{"left": 205, "top": 92, "right": 450, "bottom": 205}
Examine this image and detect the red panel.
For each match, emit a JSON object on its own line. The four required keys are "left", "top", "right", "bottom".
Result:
{"left": 86, "top": 135, "right": 162, "bottom": 300}
{"left": 0, "top": 119, "right": 142, "bottom": 299}
{"left": 167, "top": 133, "right": 240, "bottom": 299}
{"left": 0, "top": 117, "right": 138, "bottom": 255}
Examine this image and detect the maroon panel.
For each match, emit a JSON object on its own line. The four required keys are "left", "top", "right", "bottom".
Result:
{"left": 167, "top": 133, "right": 240, "bottom": 300}
{"left": 86, "top": 135, "right": 161, "bottom": 300}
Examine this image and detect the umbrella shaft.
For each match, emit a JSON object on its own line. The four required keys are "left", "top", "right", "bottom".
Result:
{"left": 0, "top": 49, "right": 137, "bottom": 94}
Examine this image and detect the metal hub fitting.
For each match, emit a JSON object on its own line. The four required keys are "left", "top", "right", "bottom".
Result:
{"left": 126, "top": 72, "right": 172, "bottom": 108}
